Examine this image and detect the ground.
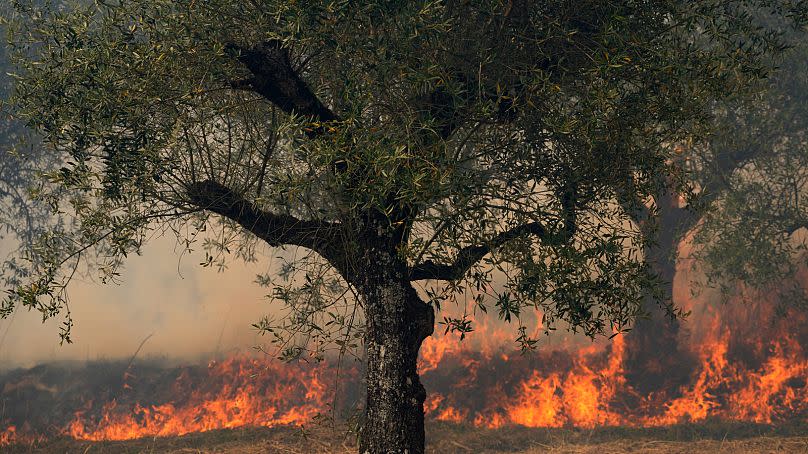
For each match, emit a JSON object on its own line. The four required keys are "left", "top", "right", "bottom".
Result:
{"left": 4, "top": 421, "right": 807, "bottom": 453}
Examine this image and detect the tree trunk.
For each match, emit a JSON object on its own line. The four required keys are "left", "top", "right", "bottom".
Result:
{"left": 624, "top": 240, "right": 687, "bottom": 391}
{"left": 358, "top": 249, "right": 434, "bottom": 454}
{"left": 624, "top": 195, "right": 697, "bottom": 394}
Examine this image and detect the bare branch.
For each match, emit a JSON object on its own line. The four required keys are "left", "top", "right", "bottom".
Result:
{"left": 186, "top": 180, "right": 342, "bottom": 254}
{"left": 409, "top": 221, "right": 551, "bottom": 281}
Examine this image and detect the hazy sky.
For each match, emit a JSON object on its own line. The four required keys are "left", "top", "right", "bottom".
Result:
{"left": 0, "top": 234, "right": 277, "bottom": 368}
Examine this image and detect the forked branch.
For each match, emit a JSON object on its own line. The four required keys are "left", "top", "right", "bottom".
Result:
{"left": 226, "top": 40, "right": 338, "bottom": 124}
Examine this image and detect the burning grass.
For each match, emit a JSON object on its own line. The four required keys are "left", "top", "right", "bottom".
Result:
{"left": 3, "top": 421, "right": 808, "bottom": 453}
{"left": 1, "top": 309, "right": 806, "bottom": 447}
{"left": 1, "top": 282, "right": 805, "bottom": 449}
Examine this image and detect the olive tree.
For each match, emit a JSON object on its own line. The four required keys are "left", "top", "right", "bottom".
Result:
{"left": 691, "top": 37, "right": 808, "bottom": 301}
{"left": 4, "top": 1, "right": 805, "bottom": 452}
{"left": 624, "top": 26, "right": 808, "bottom": 389}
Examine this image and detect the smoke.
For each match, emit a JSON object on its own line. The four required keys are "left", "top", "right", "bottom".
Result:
{"left": 0, "top": 231, "right": 602, "bottom": 369}
{"left": 0, "top": 219, "right": 802, "bottom": 373}
{"left": 0, "top": 234, "right": 279, "bottom": 369}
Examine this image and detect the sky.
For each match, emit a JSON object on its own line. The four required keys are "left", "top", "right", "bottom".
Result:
{"left": 0, "top": 234, "right": 277, "bottom": 369}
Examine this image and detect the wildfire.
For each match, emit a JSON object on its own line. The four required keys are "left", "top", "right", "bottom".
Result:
{"left": 421, "top": 305, "right": 807, "bottom": 429}
{"left": 65, "top": 356, "right": 336, "bottom": 441}
{"left": 1, "top": 290, "right": 806, "bottom": 446}
{"left": 1, "top": 425, "right": 17, "bottom": 445}
{"left": 0, "top": 424, "right": 42, "bottom": 446}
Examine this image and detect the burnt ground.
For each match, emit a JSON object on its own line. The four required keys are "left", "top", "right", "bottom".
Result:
{"left": 4, "top": 421, "right": 808, "bottom": 453}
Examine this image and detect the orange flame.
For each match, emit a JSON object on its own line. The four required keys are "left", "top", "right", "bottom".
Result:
{"left": 65, "top": 356, "right": 335, "bottom": 441}
{"left": 1, "top": 425, "right": 17, "bottom": 445}
{"left": 1, "top": 286, "right": 806, "bottom": 446}
{"left": 0, "top": 424, "right": 42, "bottom": 446}
{"left": 421, "top": 303, "right": 807, "bottom": 429}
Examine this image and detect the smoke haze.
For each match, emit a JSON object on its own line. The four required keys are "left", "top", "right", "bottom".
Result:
{"left": 0, "top": 235, "right": 277, "bottom": 368}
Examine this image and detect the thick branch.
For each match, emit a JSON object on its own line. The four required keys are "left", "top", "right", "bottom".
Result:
{"left": 186, "top": 180, "right": 342, "bottom": 255}
{"left": 409, "top": 221, "right": 550, "bottom": 281}
{"left": 618, "top": 175, "right": 700, "bottom": 242}
{"left": 699, "top": 143, "right": 764, "bottom": 206}
{"left": 227, "top": 40, "right": 337, "bottom": 123}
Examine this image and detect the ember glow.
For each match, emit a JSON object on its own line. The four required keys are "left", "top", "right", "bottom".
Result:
{"left": 0, "top": 425, "right": 41, "bottom": 446}
{"left": 0, "top": 425, "right": 17, "bottom": 445}
{"left": 1, "top": 289, "right": 806, "bottom": 445}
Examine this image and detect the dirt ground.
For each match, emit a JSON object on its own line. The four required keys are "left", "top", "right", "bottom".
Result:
{"left": 5, "top": 421, "right": 808, "bottom": 453}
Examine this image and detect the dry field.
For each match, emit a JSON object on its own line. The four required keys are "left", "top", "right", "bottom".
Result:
{"left": 5, "top": 421, "right": 808, "bottom": 453}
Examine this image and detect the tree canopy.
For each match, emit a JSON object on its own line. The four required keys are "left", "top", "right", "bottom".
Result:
{"left": 0, "top": 2, "right": 56, "bottom": 318}
{"left": 690, "top": 35, "right": 808, "bottom": 305}
{"left": 3, "top": 1, "right": 807, "bottom": 452}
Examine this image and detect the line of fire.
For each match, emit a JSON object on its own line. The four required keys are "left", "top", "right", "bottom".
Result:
{"left": 0, "top": 1, "right": 807, "bottom": 453}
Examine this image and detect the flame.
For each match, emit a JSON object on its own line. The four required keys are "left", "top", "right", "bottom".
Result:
{"left": 423, "top": 334, "right": 629, "bottom": 428}
{"left": 1, "top": 285, "right": 806, "bottom": 446}
{"left": 1, "top": 425, "right": 17, "bottom": 445}
{"left": 729, "top": 344, "right": 808, "bottom": 423}
{"left": 495, "top": 336, "right": 624, "bottom": 428}
{"left": 65, "top": 356, "right": 336, "bottom": 441}
{"left": 419, "top": 306, "right": 807, "bottom": 429}
{"left": 0, "top": 424, "right": 42, "bottom": 446}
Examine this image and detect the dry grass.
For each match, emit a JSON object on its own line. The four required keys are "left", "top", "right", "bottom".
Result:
{"left": 517, "top": 437, "right": 808, "bottom": 453}
{"left": 6, "top": 421, "right": 808, "bottom": 453}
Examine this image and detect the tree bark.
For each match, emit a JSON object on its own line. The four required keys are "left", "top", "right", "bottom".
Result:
{"left": 358, "top": 248, "right": 434, "bottom": 454}
{"left": 624, "top": 194, "right": 697, "bottom": 394}
{"left": 624, "top": 239, "right": 686, "bottom": 392}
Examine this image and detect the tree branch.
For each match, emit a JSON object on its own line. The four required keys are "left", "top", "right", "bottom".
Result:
{"left": 699, "top": 143, "right": 765, "bottom": 206}
{"left": 186, "top": 180, "right": 342, "bottom": 255}
{"left": 409, "top": 221, "right": 551, "bottom": 281}
{"left": 618, "top": 175, "right": 700, "bottom": 243}
{"left": 226, "top": 40, "right": 338, "bottom": 124}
